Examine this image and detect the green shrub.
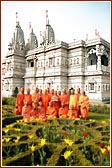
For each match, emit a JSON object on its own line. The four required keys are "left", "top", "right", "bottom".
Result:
{"left": 89, "top": 104, "right": 110, "bottom": 114}
{"left": 2, "top": 97, "right": 16, "bottom": 106}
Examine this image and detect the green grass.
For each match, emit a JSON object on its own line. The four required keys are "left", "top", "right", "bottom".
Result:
{"left": 88, "top": 112, "right": 110, "bottom": 123}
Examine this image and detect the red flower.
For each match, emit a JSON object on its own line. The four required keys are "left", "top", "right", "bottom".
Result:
{"left": 100, "top": 143, "right": 105, "bottom": 148}
{"left": 63, "top": 130, "right": 69, "bottom": 135}
{"left": 105, "top": 149, "right": 110, "bottom": 155}
{"left": 83, "top": 132, "right": 88, "bottom": 138}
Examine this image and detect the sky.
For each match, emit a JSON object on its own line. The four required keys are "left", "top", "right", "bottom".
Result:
{"left": 1, "top": 1, "right": 111, "bottom": 58}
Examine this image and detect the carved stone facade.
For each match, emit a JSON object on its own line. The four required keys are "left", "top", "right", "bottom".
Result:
{"left": 2, "top": 18, "right": 110, "bottom": 103}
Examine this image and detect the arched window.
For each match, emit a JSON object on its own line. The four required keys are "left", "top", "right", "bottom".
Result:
{"left": 31, "top": 61, "right": 34, "bottom": 67}
{"left": 101, "top": 55, "right": 108, "bottom": 66}
{"left": 77, "top": 58, "right": 79, "bottom": 64}
{"left": 88, "top": 78, "right": 97, "bottom": 93}
{"left": 87, "top": 54, "right": 97, "bottom": 66}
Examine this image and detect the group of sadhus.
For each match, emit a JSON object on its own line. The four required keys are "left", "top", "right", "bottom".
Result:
{"left": 15, "top": 87, "right": 90, "bottom": 122}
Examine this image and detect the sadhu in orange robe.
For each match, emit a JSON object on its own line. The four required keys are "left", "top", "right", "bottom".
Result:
{"left": 68, "top": 105, "right": 78, "bottom": 119}
{"left": 22, "top": 102, "right": 32, "bottom": 122}
{"left": 38, "top": 100, "right": 47, "bottom": 121}
{"left": 30, "top": 102, "right": 39, "bottom": 120}
{"left": 42, "top": 89, "right": 50, "bottom": 111}
{"left": 79, "top": 91, "right": 90, "bottom": 119}
{"left": 51, "top": 90, "right": 60, "bottom": 115}
{"left": 24, "top": 88, "right": 32, "bottom": 106}
{"left": 68, "top": 88, "right": 79, "bottom": 118}
{"left": 46, "top": 101, "right": 57, "bottom": 120}
{"left": 15, "top": 88, "right": 24, "bottom": 115}
{"left": 58, "top": 104, "right": 68, "bottom": 118}
{"left": 32, "top": 87, "right": 39, "bottom": 108}
{"left": 60, "top": 88, "right": 70, "bottom": 116}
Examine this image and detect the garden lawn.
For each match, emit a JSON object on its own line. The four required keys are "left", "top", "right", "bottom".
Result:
{"left": 88, "top": 112, "right": 110, "bottom": 123}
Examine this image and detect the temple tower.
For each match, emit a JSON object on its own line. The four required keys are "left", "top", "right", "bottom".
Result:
{"left": 2, "top": 13, "right": 26, "bottom": 97}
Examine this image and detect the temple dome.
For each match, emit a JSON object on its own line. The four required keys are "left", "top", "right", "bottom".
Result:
{"left": 26, "top": 28, "right": 38, "bottom": 51}
{"left": 45, "top": 20, "right": 55, "bottom": 45}
{"left": 8, "top": 21, "right": 25, "bottom": 51}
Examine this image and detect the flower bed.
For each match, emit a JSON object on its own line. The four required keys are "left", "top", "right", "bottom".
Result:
{"left": 2, "top": 114, "right": 110, "bottom": 166}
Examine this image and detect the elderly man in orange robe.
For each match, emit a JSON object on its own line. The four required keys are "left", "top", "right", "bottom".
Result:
{"left": 51, "top": 90, "right": 60, "bottom": 116}
{"left": 15, "top": 87, "right": 24, "bottom": 115}
{"left": 46, "top": 101, "right": 57, "bottom": 120}
{"left": 68, "top": 105, "right": 78, "bottom": 119}
{"left": 48, "top": 89, "right": 54, "bottom": 101}
{"left": 32, "top": 87, "right": 39, "bottom": 108}
{"left": 42, "top": 89, "right": 50, "bottom": 111}
{"left": 38, "top": 99, "right": 47, "bottom": 121}
{"left": 75, "top": 87, "right": 81, "bottom": 117}
{"left": 58, "top": 103, "right": 68, "bottom": 118}
{"left": 38, "top": 89, "right": 43, "bottom": 100}
{"left": 79, "top": 91, "right": 90, "bottom": 120}
{"left": 22, "top": 101, "right": 32, "bottom": 122}
{"left": 69, "top": 88, "right": 78, "bottom": 117}
{"left": 24, "top": 88, "right": 32, "bottom": 106}
{"left": 30, "top": 101, "right": 39, "bottom": 121}
{"left": 60, "top": 88, "right": 69, "bottom": 116}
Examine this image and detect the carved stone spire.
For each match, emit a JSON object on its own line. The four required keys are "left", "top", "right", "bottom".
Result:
{"left": 25, "top": 26, "right": 38, "bottom": 51}
{"left": 8, "top": 13, "right": 25, "bottom": 53}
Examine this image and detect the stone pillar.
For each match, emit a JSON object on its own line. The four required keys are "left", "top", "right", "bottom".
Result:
{"left": 34, "top": 58, "right": 37, "bottom": 86}
{"left": 97, "top": 54, "right": 102, "bottom": 70}
{"left": 96, "top": 45, "right": 102, "bottom": 71}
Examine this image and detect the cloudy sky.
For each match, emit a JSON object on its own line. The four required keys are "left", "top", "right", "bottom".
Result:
{"left": 1, "top": 1, "right": 110, "bottom": 58}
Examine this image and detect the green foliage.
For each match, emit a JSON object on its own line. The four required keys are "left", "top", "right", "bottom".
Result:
{"left": 2, "top": 114, "right": 110, "bottom": 166}
{"left": 2, "top": 97, "right": 16, "bottom": 106}
{"left": 2, "top": 102, "right": 110, "bottom": 166}
{"left": 89, "top": 104, "right": 110, "bottom": 114}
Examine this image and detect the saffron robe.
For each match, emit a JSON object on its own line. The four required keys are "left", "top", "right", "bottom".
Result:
{"left": 58, "top": 107, "right": 68, "bottom": 118}
{"left": 24, "top": 94, "right": 32, "bottom": 106}
{"left": 15, "top": 92, "right": 24, "bottom": 114}
{"left": 79, "top": 94, "right": 90, "bottom": 119}
{"left": 22, "top": 105, "right": 32, "bottom": 122}
{"left": 46, "top": 106, "right": 57, "bottom": 119}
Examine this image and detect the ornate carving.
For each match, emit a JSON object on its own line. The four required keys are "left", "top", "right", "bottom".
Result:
{"left": 96, "top": 45, "right": 107, "bottom": 56}
{"left": 88, "top": 48, "right": 96, "bottom": 56}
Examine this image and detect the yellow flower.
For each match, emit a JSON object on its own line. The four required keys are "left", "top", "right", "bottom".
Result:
{"left": 17, "top": 136, "right": 20, "bottom": 140}
{"left": 64, "top": 139, "right": 74, "bottom": 146}
{"left": 4, "top": 128, "right": 9, "bottom": 133}
{"left": 40, "top": 138, "right": 46, "bottom": 147}
{"left": 100, "top": 148, "right": 106, "bottom": 154}
{"left": 30, "top": 145, "right": 36, "bottom": 152}
{"left": 68, "top": 140, "right": 74, "bottom": 146}
{"left": 17, "top": 119, "right": 23, "bottom": 123}
{"left": 107, "top": 145, "right": 110, "bottom": 151}
{"left": 13, "top": 136, "right": 20, "bottom": 143}
{"left": 15, "top": 128, "right": 21, "bottom": 132}
{"left": 63, "top": 150, "right": 73, "bottom": 160}
{"left": 14, "top": 139, "right": 19, "bottom": 143}
{"left": 64, "top": 138, "right": 70, "bottom": 144}
{"left": 102, "top": 121, "right": 106, "bottom": 124}
{"left": 28, "top": 134, "right": 33, "bottom": 139}
{"left": 5, "top": 137, "right": 11, "bottom": 143}
{"left": 6, "top": 125, "right": 10, "bottom": 128}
